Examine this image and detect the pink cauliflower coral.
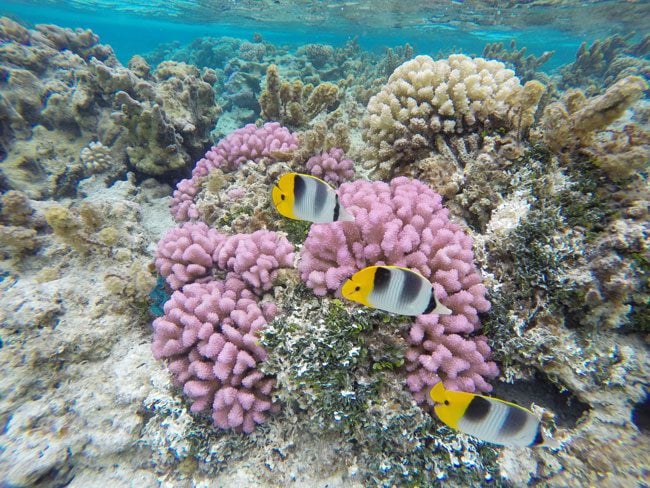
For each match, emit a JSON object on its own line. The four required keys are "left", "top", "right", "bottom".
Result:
{"left": 406, "top": 315, "right": 498, "bottom": 405}
{"left": 215, "top": 229, "right": 295, "bottom": 294}
{"left": 298, "top": 177, "right": 498, "bottom": 399}
{"left": 152, "top": 277, "right": 280, "bottom": 433}
{"left": 155, "top": 226, "right": 295, "bottom": 294}
{"left": 171, "top": 122, "right": 297, "bottom": 221}
{"left": 155, "top": 222, "right": 226, "bottom": 290}
{"left": 305, "top": 148, "right": 354, "bottom": 186}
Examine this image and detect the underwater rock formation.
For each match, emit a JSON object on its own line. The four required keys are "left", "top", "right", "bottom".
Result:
{"left": 0, "top": 17, "right": 220, "bottom": 197}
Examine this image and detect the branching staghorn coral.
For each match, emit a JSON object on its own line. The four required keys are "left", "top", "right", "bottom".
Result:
{"left": 482, "top": 39, "right": 554, "bottom": 82}
{"left": 560, "top": 33, "right": 650, "bottom": 93}
{"left": 259, "top": 64, "right": 339, "bottom": 129}
{"left": 362, "top": 54, "right": 545, "bottom": 176}
{"left": 539, "top": 75, "right": 649, "bottom": 178}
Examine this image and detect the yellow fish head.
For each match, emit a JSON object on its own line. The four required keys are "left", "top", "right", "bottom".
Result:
{"left": 430, "top": 381, "right": 469, "bottom": 429}
{"left": 272, "top": 173, "right": 297, "bottom": 220}
{"left": 341, "top": 266, "right": 377, "bottom": 308}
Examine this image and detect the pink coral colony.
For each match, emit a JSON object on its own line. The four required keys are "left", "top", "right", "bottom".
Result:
{"left": 298, "top": 177, "right": 498, "bottom": 405}
{"left": 155, "top": 123, "right": 497, "bottom": 433}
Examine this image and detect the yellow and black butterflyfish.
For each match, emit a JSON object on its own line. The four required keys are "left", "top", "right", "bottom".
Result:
{"left": 272, "top": 173, "right": 354, "bottom": 223}
{"left": 341, "top": 265, "right": 452, "bottom": 316}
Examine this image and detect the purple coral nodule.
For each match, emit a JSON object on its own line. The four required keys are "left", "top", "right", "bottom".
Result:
{"left": 305, "top": 148, "right": 355, "bottom": 186}
{"left": 154, "top": 222, "right": 226, "bottom": 290}
{"left": 170, "top": 122, "right": 297, "bottom": 222}
{"left": 298, "top": 177, "right": 498, "bottom": 402}
{"left": 152, "top": 277, "right": 280, "bottom": 433}
{"left": 153, "top": 226, "right": 294, "bottom": 432}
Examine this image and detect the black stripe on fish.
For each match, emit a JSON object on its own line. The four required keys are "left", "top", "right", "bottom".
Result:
{"left": 333, "top": 195, "right": 340, "bottom": 221}
{"left": 401, "top": 270, "right": 423, "bottom": 305}
{"left": 463, "top": 395, "right": 491, "bottom": 422}
{"left": 314, "top": 178, "right": 328, "bottom": 214}
{"left": 424, "top": 291, "right": 438, "bottom": 314}
{"left": 499, "top": 405, "right": 528, "bottom": 436}
{"left": 294, "top": 174, "right": 306, "bottom": 205}
{"left": 373, "top": 266, "right": 391, "bottom": 294}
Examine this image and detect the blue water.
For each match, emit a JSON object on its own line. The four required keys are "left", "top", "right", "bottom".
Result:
{"left": 3, "top": 0, "right": 648, "bottom": 71}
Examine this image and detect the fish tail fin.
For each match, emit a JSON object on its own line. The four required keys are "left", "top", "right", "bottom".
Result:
{"left": 338, "top": 205, "right": 355, "bottom": 222}
{"left": 435, "top": 302, "right": 452, "bottom": 315}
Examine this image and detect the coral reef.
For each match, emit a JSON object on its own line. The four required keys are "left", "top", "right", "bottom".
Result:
{"left": 0, "top": 18, "right": 220, "bottom": 197}
{"left": 155, "top": 222, "right": 226, "bottom": 290}
{"left": 560, "top": 34, "right": 650, "bottom": 94}
{"left": 2, "top": 13, "right": 649, "bottom": 487}
{"left": 362, "top": 54, "right": 545, "bottom": 176}
{"left": 299, "top": 177, "right": 498, "bottom": 400}
{"left": 80, "top": 141, "right": 114, "bottom": 174}
{"left": 151, "top": 277, "right": 280, "bottom": 433}
{"left": 538, "top": 75, "right": 649, "bottom": 178}
{"left": 259, "top": 64, "right": 340, "bottom": 129}
{"left": 170, "top": 122, "right": 297, "bottom": 222}
{"left": 482, "top": 40, "right": 554, "bottom": 82}
{"left": 305, "top": 147, "right": 355, "bottom": 186}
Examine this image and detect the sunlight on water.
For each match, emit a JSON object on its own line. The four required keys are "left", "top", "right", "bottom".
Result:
{"left": 2, "top": 0, "right": 648, "bottom": 66}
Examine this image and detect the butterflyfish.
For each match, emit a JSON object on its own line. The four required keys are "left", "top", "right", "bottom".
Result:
{"left": 430, "top": 381, "right": 545, "bottom": 448}
{"left": 272, "top": 173, "right": 354, "bottom": 223}
{"left": 341, "top": 265, "right": 452, "bottom": 316}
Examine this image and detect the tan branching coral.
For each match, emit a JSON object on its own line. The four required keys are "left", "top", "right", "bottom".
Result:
{"left": 259, "top": 64, "right": 339, "bottom": 129}
{"left": 0, "top": 225, "right": 37, "bottom": 259}
{"left": 362, "top": 54, "right": 545, "bottom": 174}
{"left": 43, "top": 202, "right": 124, "bottom": 254}
{"left": 560, "top": 34, "right": 650, "bottom": 93}
{"left": 539, "top": 75, "right": 649, "bottom": 178}
{"left": 291, "top": 121, "right": 350, "bottom": 164}
{"left": 482, "top": 40, "right": 554, "bottom": 82}
{"left": 1, "top": 190, "right": 33, "bottom": 226}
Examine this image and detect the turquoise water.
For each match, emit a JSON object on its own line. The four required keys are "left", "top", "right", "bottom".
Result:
{"left": 3, "top": 0, "right": 648, "bottom": 69}
{"left": 1, "top": 1, "right": 649, "bottom": 486}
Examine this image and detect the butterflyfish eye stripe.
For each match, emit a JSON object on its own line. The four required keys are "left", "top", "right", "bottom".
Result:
{"left": 463, "top": 396, "right": 492, "bottom": 421}
{"left": 373, "top": 266, "right": 391, "bottom": 292}
{"left": 500, "top": 405, "right": 529, "bottom": 435}
{"left": 293, "top": 174, "right": 306, "bottom": 203}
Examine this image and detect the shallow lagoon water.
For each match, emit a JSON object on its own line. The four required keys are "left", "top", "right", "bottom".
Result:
{"left": 0, "top": 1, "right": 648, "bottom": 486}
